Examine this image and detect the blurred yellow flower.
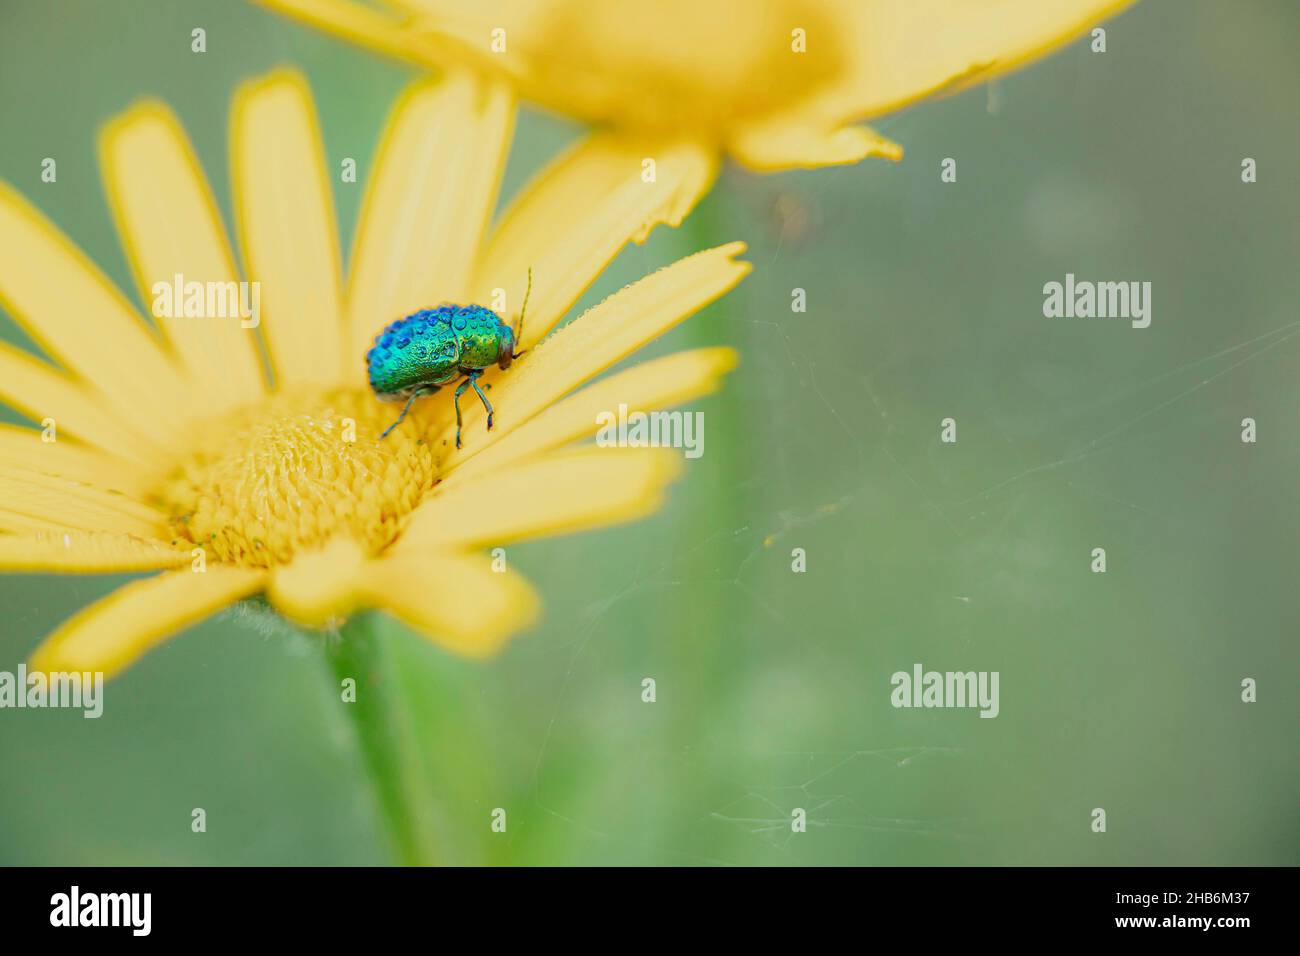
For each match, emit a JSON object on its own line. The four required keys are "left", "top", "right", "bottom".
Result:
{"left": 256, "top": 0, "right": 1134, "bottom": 171}
{"left": 0, "top": 68, "right": 747, "bottom": 678}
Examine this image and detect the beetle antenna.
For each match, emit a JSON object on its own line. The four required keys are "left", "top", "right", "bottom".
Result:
{"left": 512, "top": 267, "right": 532, "bottom": 358}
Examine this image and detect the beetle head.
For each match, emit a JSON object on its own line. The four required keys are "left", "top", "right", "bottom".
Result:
{"left": 497, "top": 325, "right": 515, "bottom": 370}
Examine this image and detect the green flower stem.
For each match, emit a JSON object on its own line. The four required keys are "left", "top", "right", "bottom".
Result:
{"left": 681, "top": 180, "right": 754, "bottom": 658}
{"left": 326, "top": 612, "right": 440, "bottom": 866}
{"left": 667, "top": 180, "right": 755, "bottom": 844}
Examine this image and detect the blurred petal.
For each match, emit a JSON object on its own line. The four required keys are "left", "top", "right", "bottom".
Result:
{"left": 267, "top": 535, "right": 366, "bottom": 627}
{"left": 345, "top": 73, "right": 514, "bottom": 381}
{"left": 435, "top": 242, "right": 749, "bottom": 461}
{"left": 449, "top": 346, "right": 736, "bottom": 482}
{"left": 835, "top": 0, "right": 1136, "bottom": 120}
{"left": 0, "top": 343, "right": 158, "bottom": 462}
{"left": 0, "top": 424, "right": 147, "bottom": 492}
{"left": 731, "top": 118, "right": 901, "bottom": 171}
{"left": 99, "top": 101, "right": 267, "bottom": 410}
{"left": 361, "top": 551, "right": 540, "bottom": 658}
{"left": 0, "top": 509, "right": 69, "bottom": 535}
{"left": 29, "top": 565, "right": 265, "bottom": 679}
{"left": 258, "top": 0, "right": 533, "bottom": 79}
{"left": 0, "top": 531, "right": 190, "bottom": 573}
{"left": 232, "top": 70, "right": 345, "bottom": 386}
{"left": 254, "top": 0, "right": 450, "bottom": 67}
{"left": 398, "top": 446, "right": 682, "bottom": 551}
{"left": 472, "top": 134, "right": 718, "bottom": 348}
{"left": 0, "top": 182, "right": 194, "bottom": 436}
{"left": 0, "top": 466, "right": 167, "bottom": 537}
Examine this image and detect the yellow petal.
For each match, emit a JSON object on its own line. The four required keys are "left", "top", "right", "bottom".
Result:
{"left": 398, "top": 446, "right": 682, "bottom": 551}
{"left": 0, "top": 343, "right": 158, "bottom": 462}
{"left": 29, "top": 565, "right": 265, "bottom": 679}
{"left": 267, "top": 535, "right": 367, "bottom": 627}
{"left": 0, "top": 466, "right": 167, "bottom": 537}
{"left": 231, "top": 70, "right": 344, "bottom": 386}
{"left": 0, "top": 509, "right": 69, "bottom": 535}
{"left": 0, "top": 182, "right": 194, "bottom": 436}
{"left": 345, "top": 73, "right": 514, "bottom": 382}
{"left": 0, "top": 424, "right": 148, "bottom": 493}
{"left": 730, "top": 118, "right": 902, "bottom": 171}
{"left": 99, "top": 101, "right": 267, "bottom": 410}
{"left": 359, "top": 551, "right": 540, "bottom": 658}
{"left": 259, "top": 0, "right": 535, "bottom": 85}
{"left": 0, "top": 531, "right": 191, "bottom": 573}
{"left": 254, "top": 0, "right": 458, "bottom": 69}
{"left": 836, "top": 0, "right": 1136, "bottom": 121}
{"left": 448, "top": 346, "right": 736, "bottom": 483}
{"left": 472, "top": 133, "right": 718, "bottom": 349}
{"left": 435, "top": 242, "right": 749, "bottom": 461}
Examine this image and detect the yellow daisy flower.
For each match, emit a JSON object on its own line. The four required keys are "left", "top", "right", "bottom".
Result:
{"left": 0, "top": 68, "right": 748, "bottom": 679}
{"left": 255, "top": 0, "right": 1135, "bottom": 171}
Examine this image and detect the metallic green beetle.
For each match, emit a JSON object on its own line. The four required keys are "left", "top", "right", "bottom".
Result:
{"left": 367, "top": 273, "right": 530, "bottom": 446}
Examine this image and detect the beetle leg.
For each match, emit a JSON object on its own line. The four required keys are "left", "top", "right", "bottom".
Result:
{"left": 380, "top": 387, "right": 426, "bottom": 440}
{"left": 469, "top": 372, "right": 495, "bottom": 430}
{"left": 452, "top": 377, "right": 474, "bottom": 448}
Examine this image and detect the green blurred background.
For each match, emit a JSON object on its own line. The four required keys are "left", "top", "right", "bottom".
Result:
{"left": 1, "top": 0, "right": 1296, "bottom": 865}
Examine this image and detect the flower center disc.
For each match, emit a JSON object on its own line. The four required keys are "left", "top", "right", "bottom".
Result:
{"left": 155, "top": 388, "right": 437, "bottom": 568}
